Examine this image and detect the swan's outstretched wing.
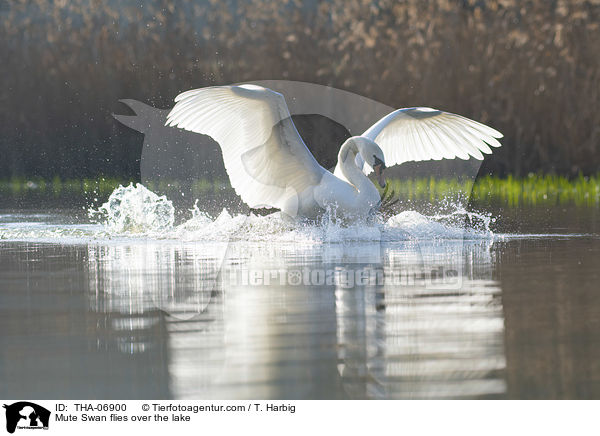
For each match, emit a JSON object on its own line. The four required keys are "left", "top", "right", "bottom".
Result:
{"left": 360, "top": 107, "right": 503, "bottom": 171}
{"left": 166, "top": 84, "right": 326, "bottom": 213}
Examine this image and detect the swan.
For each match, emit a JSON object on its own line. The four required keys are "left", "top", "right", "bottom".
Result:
{"left": 166, "top": 84, "right": 502, "bottom": 220}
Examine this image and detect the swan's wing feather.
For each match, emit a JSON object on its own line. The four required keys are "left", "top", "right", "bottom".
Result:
{"left": 361, "top": 107, "right": 503, "bottom": 171}
{"left": 166, "top": 85, "right": 326, "bottom": 212}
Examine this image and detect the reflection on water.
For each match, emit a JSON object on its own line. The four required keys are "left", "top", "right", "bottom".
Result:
{"left": 335, "top": 242, "right": 504, "bottom": 399}
{"left": 1, "top": 235, "right": 599, "bottom": 399}
{"left": 87, "top": 243, "right": 227, "bottom": 318}
{"left": 85, "top": 239, "right": 505, "bottom": 399}
{"left": 336, "top": 277, "right": 505, "bottom": 399}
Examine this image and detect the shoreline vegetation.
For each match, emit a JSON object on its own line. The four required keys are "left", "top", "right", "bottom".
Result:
{"left": 1, "top": 1, "right": 599, "bottom": 179}
{"left": 1, "top": 174, "right": 599, "bottom": 208}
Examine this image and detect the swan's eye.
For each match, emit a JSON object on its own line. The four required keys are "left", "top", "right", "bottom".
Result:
{"left": 373, "top": 155, "right": 386, "bottom": 169}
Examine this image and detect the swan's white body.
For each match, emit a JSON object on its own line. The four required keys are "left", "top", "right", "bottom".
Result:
{"left": 311, "top": 139, "right": 382, "bottom": 220}
{"left": 166, "top": 84, "right": 502, "bottom": 220}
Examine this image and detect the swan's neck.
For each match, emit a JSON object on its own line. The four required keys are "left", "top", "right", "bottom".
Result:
{"left": 330, "top": 139, "right": 381, "bottom": 215}
{"left": 337, "top": 141, "right": 377, "bottom": 198}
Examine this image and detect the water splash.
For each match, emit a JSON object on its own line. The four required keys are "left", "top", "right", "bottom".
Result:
{"left": 89, "top": 183, "right": 175, "bottom": 233}
{"left": 1, "top": 184, "right": 495, "bottom": 243}
{"left": 90, "top": 184, "right": 494, "bottom": 242}
{"left": 383, "top": 210, "right": 491, "bottom": 241}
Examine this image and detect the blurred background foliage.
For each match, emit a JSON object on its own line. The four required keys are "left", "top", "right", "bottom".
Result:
{"left": 1, "top": 0, "right": 599, "bottom": 179}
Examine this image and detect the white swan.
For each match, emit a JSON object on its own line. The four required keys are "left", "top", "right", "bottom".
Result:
{"left": 166, "top": 84, "right": 502, "bottom": 220}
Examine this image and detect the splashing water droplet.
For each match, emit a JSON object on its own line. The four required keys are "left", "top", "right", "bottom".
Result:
{"left": 89, "top": 183, "right": 175, "bottom": 233}
{"left": 81, "top": 184, "right": 495, "bottom": 242}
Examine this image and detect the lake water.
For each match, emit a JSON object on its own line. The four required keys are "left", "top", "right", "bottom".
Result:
{"left": 1, "top": 186, "right": 599, "bottom": 399}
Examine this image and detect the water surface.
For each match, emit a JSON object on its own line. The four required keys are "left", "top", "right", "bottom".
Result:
{"left": 0, "top": 200, "right": 598, "bottom": 399}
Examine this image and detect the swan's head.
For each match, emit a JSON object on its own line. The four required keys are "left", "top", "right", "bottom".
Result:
{"left": 352, "top": 136, "right": 387, "bottom": 188}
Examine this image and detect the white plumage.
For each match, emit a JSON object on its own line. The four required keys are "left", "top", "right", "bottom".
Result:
{"left": 166, "top": 84, "right": 502, "bottom": 220}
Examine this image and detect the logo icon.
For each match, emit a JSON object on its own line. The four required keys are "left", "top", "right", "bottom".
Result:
{"left": 3, "top": 402, "right": 50, "bottom": 434}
